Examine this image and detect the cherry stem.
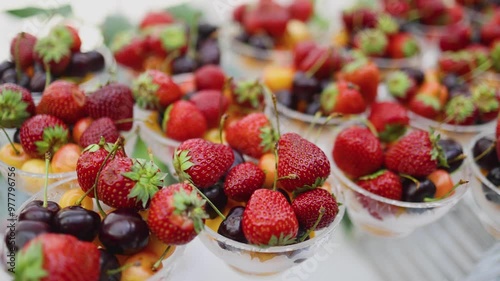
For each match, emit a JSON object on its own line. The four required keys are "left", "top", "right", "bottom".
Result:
{"left": 44, "top": 63, "right": 51, "bottom": 90}
{"left": 114, "top": 118, "right": 146, "bottom": 125}
{"left": 272, "top": 143, "right": 279, "bottom": 192}
{"left": 305, "top": 112, "right": 322, "bottom": 140}
{"left": 474, "top": 140, "right": 496, "bottom": 162}
{"left": 299, "top": 207, "right": 325, "bottom": 242}
{"left": 187, "top": 180, "right": 226, "bottom": 220}
{"left": 42, "top": 152, "right": 51, "bottom": 208}
{"left": 218, "top": 114, "right": 228, "bottom": 145}
{"left": 106, "top": 261, "right": 139, "bottom": 276}
{"left": 449, "top": 153, "right": 466, "bottom": 163}
{"left": 1, "top": 127, "right": 20, "bottom": 155}
{"left": 314, "top": 113, "right": 339, "bottom": 145}
{"left": 424, "top": 179, "right": 468, "bottom": 202}
{"left": 399, "top": 173, "right": 420, "bottom": 188}
{"left": 362, "top": 118, "right": 379, "bottom": 138}
{"left": 271, "top": 93, "right": 281, "bottom": 137}
{"left": 152, "top": 245, "right": 172, "bottom": 271}
{"left": 305, "top": 47, "right": 332, "bottom": 78}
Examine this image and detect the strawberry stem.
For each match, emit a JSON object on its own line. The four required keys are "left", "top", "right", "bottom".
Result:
{"left": 272, "top": 143, "right": 279, "bottom": 192}
{"left": 314, "top": 113, "right": 340, "bottom": 144}
{"left": 473, "top": 140, "right": 496, "bottom": 162}
{"left": 42, "top": 152, "right": 51, "bottom": 208}
{"left": 306, "top": 48, "right": 332, "bottom": 78}
{"left": 218, "top": 114, "right": 228, "bottom": 145}
{"left": 299, "top": 206, "right": 325, "bottom": 242}
{"left": 271, "top": 93, "right": 281, "bottom": 137}
{"left": 424, "top": 179, "right": 468, "bottom": 202}
{"left": 187, "top": 180, "right": 226, "bottom": 220}
{"left": 152, "top": 245, "right": 171, "bottom": 271}
{"left": 1, "top": 127, "right": 20, "bottom": 155}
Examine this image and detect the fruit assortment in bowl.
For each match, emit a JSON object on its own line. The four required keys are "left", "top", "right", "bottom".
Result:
{"left": 0, "top": 80, "right": 136, "bottom": 204}
{"left": 466, "top": 122, "right": 500, "bottom": 238}
{"left": 457, "top": 0, "right": 499, "bottom": 24}
{"left": 112, "top": 9, "right": 220, "bottom": 78}
{"left": 170, "top": 128, "right": 343, "bottom": 275}
{"left": 225, "top": 0, "right": 327, "bottom": 78}
{"left": 338, "top": 7, "right": 423, "bottom": 70}
{"left": 0, "top": 24, "right": 107, "bottom": 97}
{"left": 385, "top": 66, "right": 498, "bottom": 145}
{"left": 330, "top": 104, "right": 469, "bottom": 237}
{"left": 263, "top": 44, "right": 380, "bottom": 143}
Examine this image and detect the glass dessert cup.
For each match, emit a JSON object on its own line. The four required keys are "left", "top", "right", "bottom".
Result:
{"left": 4, "top": 176, "right": 185, "bottom": 281}
{"left": 329, "top": 121, "right": 470, "bottom": 238}
{"left": 198, "top": 178, "right": 345, "bottom": 276}
{"left": 466, "top": 132, "right": 500, "bottom": 239}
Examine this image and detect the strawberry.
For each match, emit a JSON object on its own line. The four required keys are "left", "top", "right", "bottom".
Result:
{"left": 355, "top": 29, "right": 389, "bottom": 57}
{"left": 385, "top": 130, "right": 447, "bottom": 177}
{"left": 383, "top": 0, "right": 411, "bottom": 19}
{"left": 386, "top": 70, "right": 418, "bottom": 102}
{"left": 388, "top": 33, "right": 420, "bottom": 59}
{"left": 339, "top": 58, "right": 380, "bottom": 104}
{"left": 224, "top": 162, "right": 265, "bottom": 202}
{"left": 320, "top": 81, "right": 366, "bottom": 114}
{"left": 173, "top": 138, "right": 234, "bottom": 188}
{"left": 444, "top": 95, "right": 477, "bottom": 125}
{"left": 231, "top": 80, "right": 265, "bottom": 110}
{"left": 36, "top": 80, "right": 87, "bottom": 125}
{"left": 277, "top": 133, "right": 330, "bottom": 192}
{"left": 86, "top": 83, "right": 135, "bottom": 131}
{"left": 33, "top": 35, "right": 71, "bottom": 75}
{"left": 189, "top": 90, "right": 229, "bottom": 129}
{"left": 408, "top": 94, "right": 442, "bottom": 119}
{"left": 438, "top": 51, "right": 476, "bottom": 77}
{"left": 0, "top": 83, "right": 35, "bottom": 128}
{"left": 79, "top": 117, "right": 120, "bottom": 149}
{"left": 20, "top": 114, "right": 69, "bottom": 158}
{"left": 439, "top": 23, "right": 471, "bottom": 52}
{"left": 111, "top": 32, "right": 147, "bottom": 71}
{"left": 162, "top": 100, "right": 207, "bottom": 141}
{"left": 15, "top": 233, "right": 100, "bottom": 281}
{"left": 415, "top": 0, "right": 447, "bottom": 25}
{"left": 368, "top": 101, "right": 409, "bottom": 142}
{"left": 132, "top": 70, "right": 182, "bottom": 110}
{"left": 480, "top": 18, "right": 500, "bottom": 46}
{"left": 293, "top": 41, "right": 317, "bottom": 67}
{"left": 233, "top": 4, "right": 247, "bottom": 23}
{"left": 342, "top": 8, "right": 378, "bottom": 32}
{"left": 242, "top": 7, "right": 264, "bottom": 35}
{"left": 259, "top": 2, "right": 291, "bottom": 38}
{"left": 376, "top": 14, "right": 399, "bottom": 35}
{"left": 194, "top": 64, "right": 226, "bottom": 91}
{"left": 288, "top": 0, "right": 314, "bottom": 22}
{"left": 225, "top": 113, "right": 278, "bottom": 159}
{"left": 242, "top": 189, "right": 299, "bottom": 245}
{"left": 332, "top": 126, "right": 384, "bottom": 179}
{"left": 76, "top": 137, "right": 126, "bottom": 197}
{"left": 356, "top": 170, "right": 403, "bottom": 200}
{"left": 472, "top": 84, "right": 499, "bottom": 122}
{"left": 298, "top": 47, "right": 343, "bottom": 79}
{"left": 292, "top": 188, "right": 339, "bottom": 230}
{"left": 50, "top": 25, "right": 81, "bottom": 52}
{"left": 145, "top": 24, "right": 187, "bottom": 57}
{"left": 139, "top": 11, "right": 175, "bottom": 30}
{"left": 148, "top": 183, "right": 207, "bottom": 245}
{"left": 10, "top": 32, "right": 37, "bottom": 70}
{"left": 97, "top": 156, "right": 165, "bottom": 209}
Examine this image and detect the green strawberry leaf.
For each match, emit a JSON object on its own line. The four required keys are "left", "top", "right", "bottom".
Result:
{"left": 292, "top": 177, "right": 327, "bottom": 198}
{"left": 429, "top": 129, "right": 449, "bottom": 168}
{"left": 101, "top": 14, "right": 133, "bottom": 47}
{"left": 379, "top": 124, "right": 407, "bottom": 143}
{"left": 124, "top": 158, "right": 166, "bottom": 209}
{"left": 319, "top": 83, "right": 339, "bottom": 113}
{"left": 472, "top": 84, "right": 499, "bottom": 113}
{"left": 34, "top": 36, "right": 70, "bottom": 64}
{"left": 162, "top": 104, "right": 174, "bottom": 133}
{"left": 259, "top": 125, "right": 278, "bottom": 154}
{"left": 386, "top": 71, "right": 411, "bottom": 98}
{"left": 5, "top": 4, "right": 72, "bottom": 18}
{"left": 235, "top": 80, "right": 264, "bottom": 109}
{"left": 264, "top": 233, "right": 296, "bottom": 247}
{"left": 444, "top": 96, "right": 475, "bottom": 123}
{"left": 0, "top": 89, "right": 29, "bottom": 128}
{"left": 159, "top": 24, "right": 187, "bottom": 51}
{"left": 173, "top": 149, "right": 194, "bottom": 182}
{"left": 49, "top": 25, "right": 73, "bottom": 47}
{"left": 165, "top": 3, "right": 201, "bottom": 26}
{"left": 132, "top": 72, "right": 160, "bottom": 110}
{"left": 358, "top": 169, "right": 386, "bottom": 181}
{"left": 14, "top": 241, "right": 47, "bottom": 280}
{"left": 35, "top": 125, "right": 69, "bottom": 156}
{"left": 172, "top": 188, "right": 207, "bottom": 233}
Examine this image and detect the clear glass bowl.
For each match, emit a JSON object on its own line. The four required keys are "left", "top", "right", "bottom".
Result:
{"left": 329, "top": 121, "right": 470, "bottom": 238}
{"left": 1, "top": 176, "right": 185, "bottom": 281}
{"left": 198, "top": 177, "right": 345, "bottom": 276}
{"left": 466, "top": 132, "right": 500, "bottom": 239}
{"left": 408, "top": 15, "right": 470, "bottom": 43}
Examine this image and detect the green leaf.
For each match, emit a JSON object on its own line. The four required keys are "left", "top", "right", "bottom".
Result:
{"left": 5, "top": 4, "right": 72, "bottom": 18}
{"left": 15, "top": 241, "right": 47, "bottom": 281}
{"left": 101, "top": 14, "right": 133, "bottom": 46}
{"left": 166, "top": 3, "right": 201, "bottom": 26}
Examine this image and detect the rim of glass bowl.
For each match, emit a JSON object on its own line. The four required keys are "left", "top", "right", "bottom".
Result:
{"left": 408, "top": 110, "right": 496, "bottom": 133}
{"left": 274, "top": 101, "right": 365, "bottom": 126}
{"left": 466, "top": 131, "right": 500, "bottom": 196}
{"left": 202, "top": 179, "right": 345, "bottom": 253}
{"left": 330, "top": 120, "right": 469, "bottom": 209}
{"left": 408, "top": 13, "right": 470, "bottom": 38}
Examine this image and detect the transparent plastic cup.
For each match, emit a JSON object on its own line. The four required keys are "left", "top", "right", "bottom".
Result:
{"left": 198, "top": 177, "right": 345, "bottom": 276}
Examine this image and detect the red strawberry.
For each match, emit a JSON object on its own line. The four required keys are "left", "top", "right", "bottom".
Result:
{"left": 408, "top": 94, "right": 442, "bottom": 119}
{"left": 342, "top": 8, "right": 378, "bottom": 32}
{"left": 50, "top": 25, "right": 81, "bottom": 52}
{"left": 356, "top": 170, "right": 403, "bottom": 200}
{"left": 36, "top": 80, "right": 87, "bottom": 125}
{"left": 388, "top": 33, "right": 420, "bottom": 58}
{"left": 79, "top": 117, "right": 120, "bottom": 150}
{"left": 76, "top": 137, "right": 126, "bottom": 198}
{"left": 444, "top": 95, "right": 477, "bottom": 125}
{"left": 259, "top": 2, "right": 291, "bottom": 38}
{"left": 298, "top": 47, "right": 343, "bottom": 79}
{"left": 386, "top": 70, "right": 419, "bottom": 103}
{"left": 242, "top": 189, "right": 299, "bottom": 245}
{"left": 480, "top": 18, "right": 500, "bottom": 46}
{"left": 146, "top": 24, "right": 187, "bottom": 57}
{"left": 16, "top": 233, "right": 99, "bottom": 281}
{"left": 231, "top": 80, "right": 265, "bottom": 109}
{"left": 225, "top": 113, "right": 277, "bottom": 159}
{"left": 86, "top": 83, "right": 135, "bottom": 131}
{"left": 288, "top": 0, "right": 314, "bottom": 22}
{"left": 148, "top": 183, "right": 207, "bottom": 245}
{"left": 385, "top": 130, "right": 447, "bottom": 177}
{"left": 0, "top": 83, "right": 35, "bottom": 128}
{"left": 223, "top": 162, "right": 265, "bottom": 202}
{"left": 368, "top": 101, "right": 409, "bottom": 142}
{"left": 340, "top": 58, "right": 380, "bottom": 104}
{"left": 97, "top": 156, "right": 165, "bottom": 209}
{"left": 320, "top": 81, "right": 366, "bottom": 114}
{"left": 162, "top": 100, "right": 207, "bottom": 141}
{"left": 438, "top": 51, "right": 476, "bottom": 77}
{"left": 233, "top": 4, "right": 247, "bottom": 23}
{"left": 34, "top": 36, "right": 71, "bottom": 75}
{"left": 332, "top": 126, "right": 383, "bottom": 178}
{"left": 194, "top": 64, "right": 226, "bottom": 91}
{"left": 189, "top": 90, "right": 229, "bottom": 129}
{"left": 173, "top": 138, "right": 234, "bottom": 188}
{"left": 277, "top": 133, "right": 331, "bottom": 192}
{"left": 355, "top": 29, "right": 389, "bottom": 57}
{"left": 139, "top": 11, "right": 175, "bottom": 30}
{"left": 292, "top": 188, "right": 339, "bottom": 230}
{"left": 20, "top": 114, "right": 69, "bottom": 158}
{"left": 439, "top": 23, "right": 471, "bottom": 52}
{"left": 415, "top": 0, "right": 447, "bottom": 25}
{"left": 293, "top": 41, "right": 317, "bottom": 67}
{"left": 383, "top": 0, "right": 411, "bottom": 18}
{"left": 10, "top": 32, "right": 37, "bottom": 70}
{"left": 242, "top": 7, "right": 264, "bottom": 35}
{"left": 472, "top": 84, "right": 499, "bottom": 122}
{"left": 111, "top": 32, "right": 147, "bottom": 71}
{"left": 132, "top": 70, "right": 182, "bottom": 110}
